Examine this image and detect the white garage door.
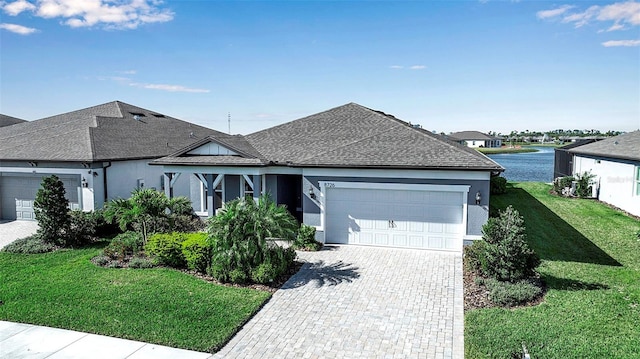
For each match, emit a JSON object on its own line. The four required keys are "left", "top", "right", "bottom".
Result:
{"left": 324, "top": 185, "right": 466, "bottom": 251}
{"left": 0, "top": 175, "right": 80, "bottom": 221}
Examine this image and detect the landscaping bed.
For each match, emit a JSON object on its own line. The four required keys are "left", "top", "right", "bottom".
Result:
{"left": 465, "top": 182, "right": 640, "bottom": 358}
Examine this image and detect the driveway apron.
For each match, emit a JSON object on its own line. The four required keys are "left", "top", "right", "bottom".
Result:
{"left": 214, "top": 245, "right": 463, "bottom": 359}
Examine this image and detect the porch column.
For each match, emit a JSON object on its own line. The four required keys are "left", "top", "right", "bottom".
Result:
{"left": 203, "top": 174, "right": 215, "bottom": 217}
{"left": 164, "top": 173, "right": 173, "bottom": 198}
{"left": 252, "top": 174, "right": 262, "bottom": 202}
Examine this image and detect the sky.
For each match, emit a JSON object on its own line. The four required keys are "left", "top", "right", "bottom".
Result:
{"left": 0, "top": 0, "right": 639, "bottom": 136}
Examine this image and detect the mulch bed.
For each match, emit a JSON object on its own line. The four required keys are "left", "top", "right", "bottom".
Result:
{"left": 463, "top": 264, "right": 546, "bottom": 311}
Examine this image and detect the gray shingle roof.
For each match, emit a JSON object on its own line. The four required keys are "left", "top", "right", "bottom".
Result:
{"left": 246, "top": 103, "right": 502, "bottom": 170}
{"left": 160, "top": 103, "right": 502, "bottom": 171}
{"left": 0, "top": 101, "right": 226, "bottom": 162}
{"left": 448, "top": 131, "right": 500, "bottom": 141}
{"left": 569, "top": 130, "right": 640, "bottom": 162}
{"left": 0, "top": 114, "right": 27, "bottom": 128}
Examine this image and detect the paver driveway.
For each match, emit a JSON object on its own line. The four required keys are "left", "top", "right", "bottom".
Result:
{"left": 214, "top": 245, "right": 463, "bottom": 359}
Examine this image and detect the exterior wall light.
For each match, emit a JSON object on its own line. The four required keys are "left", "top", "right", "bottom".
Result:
{"left": 475, "top": 191, "right": 482, "bottom": 205}
{"left": 82, "top": 177, "right": 88, "bottom": 188}
{"left": 309, "top": 186, "right": 316, "bottom": 199}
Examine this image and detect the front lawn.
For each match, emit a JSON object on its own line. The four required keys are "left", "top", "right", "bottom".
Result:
{"left": 0, "top": 245, "right": 270, "bottom": 352}
{"left": 465, "top": 182, "right": 640, "bottom": 358}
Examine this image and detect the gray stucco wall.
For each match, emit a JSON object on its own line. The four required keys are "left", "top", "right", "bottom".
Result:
{"left": 302, "top": 175, "right": 490, "bottom": 237}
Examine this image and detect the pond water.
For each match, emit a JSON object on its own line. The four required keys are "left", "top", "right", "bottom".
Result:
{"left": 486, "top": 147, "right": 555, "bottom": 183}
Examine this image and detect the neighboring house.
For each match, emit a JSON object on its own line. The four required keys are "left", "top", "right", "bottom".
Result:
{"left": 0, "top": 114, "right": 27, "bottom": 128}
{"left": 448, "top": 131, "right": 502, "bottom": 148}
{"left": 553, "top": 139, "right": 601, "bottom": 179}
{"left": 569, "top": 131, "right": 640, "bottom": 217}
{"left": 153, "top": 103, "right": 504, "bottom": 252}
{"left": 0, "top": 101, "right": 225, "bottom": 221}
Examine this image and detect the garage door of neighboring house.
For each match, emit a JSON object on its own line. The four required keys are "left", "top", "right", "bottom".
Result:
{"left": 324, "top": 183, "right": 467, "bottom": 251}
{"left": 0, "top": 175, "right": 80, "bottom": 221}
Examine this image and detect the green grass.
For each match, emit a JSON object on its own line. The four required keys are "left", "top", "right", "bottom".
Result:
{"left": 465, "top": 182, "right": 640, "bottom": 358}
{"left": 0, "top": 245, "right": 270, "bottom": 352}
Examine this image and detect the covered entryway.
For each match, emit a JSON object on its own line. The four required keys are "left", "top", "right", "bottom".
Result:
{"left": 0, "top": 174, "right": 81, "bottom": 221}
{"left": 323, "top": 182, "right": 468, "bottom": 251}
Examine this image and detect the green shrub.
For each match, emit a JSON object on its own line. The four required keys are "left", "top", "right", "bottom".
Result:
{"left": 293, "top": 224, "right": 322, "bottom": 251}
{"left": 229, "top": 268, "right": 248, "bottom": 284}
{"left": 92, "top": 209, "right": 122, "bottom": 237}
{"left": 68, "top": 210, "right": 97, "bottom": 246}
{"left": 146, "top": 232, "right": 186, "bottom": 268}
{"left": 172, "top": 215, "right": 205, "bottom": 233}
{"left": 208, "top": 262, "right": 230, "bottom": 283}
{"left": 207, "top": 195, "right": 298, "bottom": 284}
{"left": 34, "top": 175, "right": 71, "bottom": 246}
{"left": 480, "top": 277, "right": 543, "bottom": 307}
{"left": 575, "top": 171, "right": 596, "bottom": 198}
{"left": 1, "top": 234, "right": 56, "bottom": 254}
{"left": 464, "top": 240, "right": 487, "bottom": 272}
{"left": 181, "top": 233, "right": 210, "bottom": 273}
{"left": 251, "top": 262, "right": 278, "bottom": 284}
{"left": 481, "top": 206, "right": 540, "bottom": 282}
{"left": 103, "top": 231, "right": 143, "bottom": 260}
{"left": 103, "top": 189, "right": 200, "bottom": 242}
{"left": 93, "top": 255, "right": 110, "bottom": 266}
{"left": 552, "top": 176, "right": 574, "bottom": 195}
{"left": 128, "top": 256, "right": 155, "bottom": 269}
{"left": 490, "top": 176, "right": 507, "bottom": 195}
{"left": 107, "top": 261, "right": 122, "bottom": 268}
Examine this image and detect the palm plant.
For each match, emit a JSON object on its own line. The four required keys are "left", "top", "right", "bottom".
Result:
{"left": 103, "top": 188, "right": 197, "bottom": 242}
{"left": 207, "top": 195, "right": 298, "bottom": 283}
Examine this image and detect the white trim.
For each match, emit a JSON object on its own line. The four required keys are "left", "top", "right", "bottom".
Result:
{"left": 304, "top": 167, "right": 490, "bottom": 180}
{"left": 319, "top": 181, "right": 471, "bottom": 192}
{"left": 159, "top": 165, "right": 491, "bottom": 180}
{"left": 212, "top": 174, "right": 224, "bottom": 189}
{"left": 242, "top": 174, "right": 254, "bottom": 190}
{"left": 1, "top": 166, "right": 87, "bottom": 176}
{"left": 464, "top": 235, "right": 483, "bottom": 241}
{"left": 160, "top": 165, "right": 303, "bottom": 176}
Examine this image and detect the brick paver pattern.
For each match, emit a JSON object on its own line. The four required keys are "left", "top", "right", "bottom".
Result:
{"left": 214, "top": 245, "right": 464, "bottom": 359}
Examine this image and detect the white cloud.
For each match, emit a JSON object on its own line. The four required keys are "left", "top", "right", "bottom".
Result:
{"left": 0, "top": 22, "right": 37, "bottom": 34}
{"left": 597, "top": 1, "right": 640, "bottom": 25}
{"left": 130, "top": 83, "right": 210, "bottom": 93}
{"left": 601, "top": 39, "right": 640, "bottom": 46}
{"left": 2, "top": 0, "right": 35, "bottom": 15}
{"left": 536, "top": 5, "right": 575, "bottom": 19}
{"left": 410, "top": 65, "right": 426, "bottom": 70}
{"left": 389, "top": 65, "right": 404, "bottom": 69}
{"left": 539, "top": 1, "right": 640, "bottom": 31}
{"left": 1, "top": 0, "right": 173, "bottom": 30}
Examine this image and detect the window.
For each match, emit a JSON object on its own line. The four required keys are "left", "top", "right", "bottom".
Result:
{"left": 635, "top": 166, "right": 640, "bottom": 196}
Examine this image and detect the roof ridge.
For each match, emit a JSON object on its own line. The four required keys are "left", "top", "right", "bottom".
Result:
{"left": 355, "top": 105, "right": 504, "bottom": 167}
{"left": 292, "top": 108, "right": 408, "bottom": 163}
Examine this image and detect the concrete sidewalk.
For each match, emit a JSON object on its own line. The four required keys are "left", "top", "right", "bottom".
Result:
{"left": 0, "top": 321, "right": 213, "bottom": 359}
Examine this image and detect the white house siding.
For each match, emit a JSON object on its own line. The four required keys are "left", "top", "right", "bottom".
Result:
{"left": 574, "top": 155, "right": 640, "bottom": 217}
